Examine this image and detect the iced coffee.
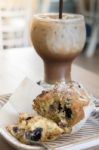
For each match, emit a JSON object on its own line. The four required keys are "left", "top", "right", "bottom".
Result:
{"left": 31, "top": 13, "right": 86, "bottom": 84}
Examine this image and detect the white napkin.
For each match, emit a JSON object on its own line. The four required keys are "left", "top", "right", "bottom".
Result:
{"left": 0, "top": 77, "right": 43, "bottom": 128}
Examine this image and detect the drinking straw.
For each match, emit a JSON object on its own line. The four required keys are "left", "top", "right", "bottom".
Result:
{"left": 59, "top": 0, "right": 63, "bottom": 19}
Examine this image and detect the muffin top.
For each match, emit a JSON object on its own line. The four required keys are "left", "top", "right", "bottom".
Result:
{"left": 33, "top": 82, "right": 91, "bottom": 130}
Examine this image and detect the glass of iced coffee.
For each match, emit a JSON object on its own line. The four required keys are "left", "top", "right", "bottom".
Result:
{"left": 31, "top": 13, "right": 86, "bottom": 85}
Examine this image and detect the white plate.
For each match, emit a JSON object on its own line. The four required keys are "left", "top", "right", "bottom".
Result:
{"left": 0, "top": 78, "right": 98, "bottom": 150}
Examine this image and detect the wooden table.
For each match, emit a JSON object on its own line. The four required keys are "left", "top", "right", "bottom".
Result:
{"left": 0, "top": 47, "right": 99, "bottom": 150}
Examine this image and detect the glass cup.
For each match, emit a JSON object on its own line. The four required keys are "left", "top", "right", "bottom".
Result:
{"left": 31, "top": 13, "right": 86, "bottom": 85}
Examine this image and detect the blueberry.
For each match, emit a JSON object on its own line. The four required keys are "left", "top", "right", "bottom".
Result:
{"left": 64, "top": 107, "right": 72, "bottom": 119}
{"left": 26, "top": 117, "right": 32, "bottom": 121}
{"left": 25, "top": 128, "right": 43, "bottom": 141}
{"left": 58, "top": 103, "right": 62, "bottom": 111}
{"left": 13, "top": 127, "right": 18, "bottom": 133}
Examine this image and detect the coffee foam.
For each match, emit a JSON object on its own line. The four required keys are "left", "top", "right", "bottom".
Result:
{"left": 32, "top": 13, "right": 86, "bottom": 56}
{"left": 34, "top": 13, "right": 84, "bottom": 22}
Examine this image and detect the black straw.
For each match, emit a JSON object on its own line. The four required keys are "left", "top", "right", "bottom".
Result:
{"left": 59, "top": 0, "right": 63, "bottom": 19}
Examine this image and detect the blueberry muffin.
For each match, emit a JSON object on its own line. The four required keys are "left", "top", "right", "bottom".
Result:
{"left": 6, "top": 113, "right": 63, "bottom": 143}
{"left": 33, "top": 82, "right": 90, "bottom": 132}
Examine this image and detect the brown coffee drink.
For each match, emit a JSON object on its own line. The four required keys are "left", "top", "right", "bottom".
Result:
{"left": 31, "top": 13, "right": 86, "bottom": 84}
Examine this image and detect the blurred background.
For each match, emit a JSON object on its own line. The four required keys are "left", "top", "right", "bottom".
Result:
{"left": 0, "top": 0, "right": 99, "bottom": 74}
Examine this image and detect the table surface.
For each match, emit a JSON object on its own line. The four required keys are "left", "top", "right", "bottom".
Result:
{"left": 0, "top": 47, "right": 99, "bottom": 150}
